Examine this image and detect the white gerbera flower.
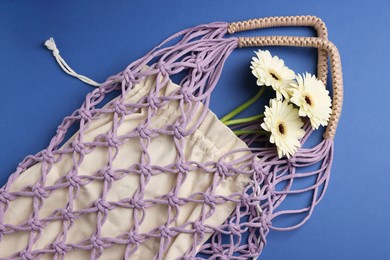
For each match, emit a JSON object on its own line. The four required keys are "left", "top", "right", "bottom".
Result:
{"left": 290, "top": 73, "right": 332, "bottom": 130}
{"left": 250, "top": 50, "right": 296, "bottom": 101}
{"left": 261, "top": 99, "right": 305, "bottom": 158}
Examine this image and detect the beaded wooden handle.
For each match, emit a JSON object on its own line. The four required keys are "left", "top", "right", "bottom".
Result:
{"left": 228, "top": 16, "right": 329, "bottom": 84}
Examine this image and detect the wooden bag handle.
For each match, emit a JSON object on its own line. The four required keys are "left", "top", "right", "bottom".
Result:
{"left": 228, "top": 16, "right": 329, "bottom": 84}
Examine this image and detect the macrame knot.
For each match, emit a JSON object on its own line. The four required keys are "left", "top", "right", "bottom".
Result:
{"left": 195, "top": 60, "right": 206, "bottom": 73}
{"left": 32, "top": 185, "right": 48, "bottom": 199}
{"left": 251, "top": 192, "right": 262, "bottom": 207}
{"left": 124, "top": 70, "right": 136, "bottom": 83}
{"left": 139, "top": 164, "right": 153, "bottom": 178}
{"left": 66, "top": 174, "right": 83, "bottom": 187}
{"left": 180, "top": 88, "right": 192, "bottom": 103}
{"left": 79, "top": 107, "right": 93, "bottom": 121}
{"left": 248, "top": 245, "right": 258, "bottom": 255}
{"left": 157, "top": 61, "right": 171, "bottom": 75}
{"left": 0, "top": 189, "right": 15, "bottom": 203}
{"left": 20, "top": 250, "right": 34, "bottom": 260}
{"left": 129, "top": 198, "right": 145, "bottom": 210}
{"left": 56, "top": 125, "right": 68, "bottom": 136}
{"left": 176, "top": 162, "right": 189, "bottom": 174}
{"left": 240, "top": 193, "right": 252, "bottom": 206}
{"left": 137, "top": 126, "right": 152, "bottom": 139}
{"left": 114, "top": 102, "right": 127, "bottom": 115}
{"left": 73, "top": 142, "right": 88, "bottom": 154}
{"left": 212, "top": 246, "right": 224, "bottom": 255}
{"left": 193, "top": 221, "right": 206, "bottom": 234}
{"left": 216, "top": 161, "right": 230, "bottom": 179}
{"left": 252, "top": 161, "right": 265, "bottom": 180}
{"left": 28, "top": 219, "right": 43, "bottom": 231}
{"left": 267, "top": 185, "right": 276, "bottom": 197}
{"left": 259, "top": 213, "right": 271, "bottom": 230}
{"left": 127, "top": 231, "right": 143, "bottom": 244}
{"left": 147, "top": 96, "right": 160, "bottom": 110}
{"left": 203, "top": 193, "right": 216, "bottom": 206}
{"left": 159, "top": 225, "right": 174, "bottom": 238}
{"left": 91, "top": 237, "right": 105, "bottom": 251}
{"left": 61, "top": 209, "right": 76, "bottom": 221}
{"left": 97, "top": 86, "right": 107, "bottom": 96}
{"left": 229, "top": 224, "right": 242, "bottom": 236}
{"left": 167, "top": 193, "right": 184, "bottom": 207}
{"left": 102, "top": 168, "right": 116, "bottom": 182}
{"left": 95, "top": 199, "right": 111, "bottom": 214}
{"left": 172, "top": 124, "right": 185, "bottom": 139}
{"left": 42, "top": 150, "right": 56, "bottom": 163}
{"left": 106, "top": 135, "right": 121, "bottom": 147}
{"left": 53, "top": 241, "right": 70, "bottom": 255}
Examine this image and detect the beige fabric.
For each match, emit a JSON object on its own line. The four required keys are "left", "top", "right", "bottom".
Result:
{"left": 0, "top": 74, "right": 251, "bottom": 259}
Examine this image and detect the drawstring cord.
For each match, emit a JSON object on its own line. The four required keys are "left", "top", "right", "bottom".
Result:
{"left": 44, "top": 37, "right": 102, "bottom": 87}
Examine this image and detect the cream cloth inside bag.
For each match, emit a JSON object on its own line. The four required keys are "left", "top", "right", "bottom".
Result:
{"left": 0, "top": 74, "right": 251, "bottom": 259}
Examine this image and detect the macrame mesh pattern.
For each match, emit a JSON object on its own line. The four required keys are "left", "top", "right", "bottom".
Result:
{"left": 0, "top": 22, "right": 334, "bottom": 259}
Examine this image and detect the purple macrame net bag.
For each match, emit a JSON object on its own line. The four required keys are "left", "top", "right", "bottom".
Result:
{"left": 0, "top": 16, "right": 342, "bottom": 259}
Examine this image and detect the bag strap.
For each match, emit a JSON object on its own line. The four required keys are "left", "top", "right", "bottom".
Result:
{"left": 227, "top": 16, "right": 329, "bottom": 84}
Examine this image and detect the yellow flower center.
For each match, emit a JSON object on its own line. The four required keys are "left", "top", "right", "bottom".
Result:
{"left": 277, "top": 122, "right": 286, "bottom": 136}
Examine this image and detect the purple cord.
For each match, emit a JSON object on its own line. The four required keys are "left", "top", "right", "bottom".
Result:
{"left": 0, "top": 22, "right": 334, "bottom": 259}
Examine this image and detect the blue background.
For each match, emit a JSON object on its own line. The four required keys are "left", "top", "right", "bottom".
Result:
{"left": 1, "top": 1, "right": 389, "bottom": 259}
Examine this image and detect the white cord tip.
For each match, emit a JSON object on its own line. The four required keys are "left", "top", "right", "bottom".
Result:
{"left": 44, "top": 36, "right": 102, "bottom": 87}
{"left": 44, "top": 37, "right": 58, "bottom": 53}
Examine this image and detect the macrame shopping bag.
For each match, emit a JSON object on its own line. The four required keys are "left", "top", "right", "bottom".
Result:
{"left": 0, "top": 16, "right": 343, "bottom": 259}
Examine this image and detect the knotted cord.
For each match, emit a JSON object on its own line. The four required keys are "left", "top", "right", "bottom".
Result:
{"left": 0, "top": 17, "right": 342, "bottom": 259}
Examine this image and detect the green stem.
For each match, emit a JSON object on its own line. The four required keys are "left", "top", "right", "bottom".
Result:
{"left": 224, "top": 113, "right": 264, "bottom": 126}
{"left": 233, "top": 130, "right": 268, "bottom": 135}
{"left": 220, "top": 87, "right": 266, "bottom": 123}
